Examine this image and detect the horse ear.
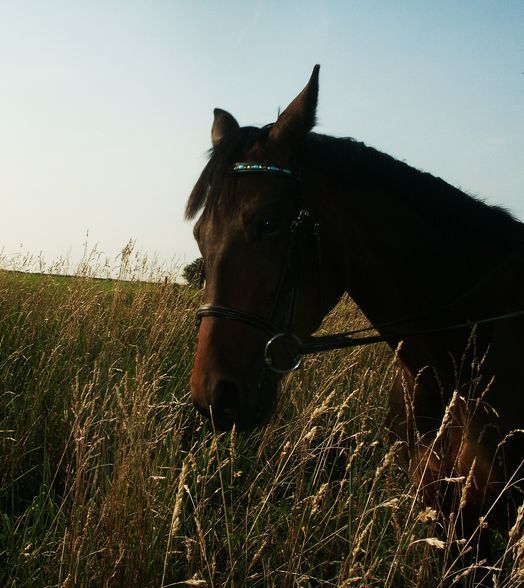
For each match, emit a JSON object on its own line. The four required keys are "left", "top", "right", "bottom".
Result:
{"left": 211, "top": 108, "right": 239, "bottom": 146}
{"left": 269, "top": 65, "right": 320, "bottom": 145}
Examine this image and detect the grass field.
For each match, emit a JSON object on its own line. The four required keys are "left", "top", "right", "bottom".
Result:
{"left": 0, "top": 268, "right": 521, "bottom": 587}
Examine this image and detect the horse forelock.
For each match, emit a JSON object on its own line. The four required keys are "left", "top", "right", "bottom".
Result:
{"left": 185, "top": 125, "right": 272, "bottom": 221}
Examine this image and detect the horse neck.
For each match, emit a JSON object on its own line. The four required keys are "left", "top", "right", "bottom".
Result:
{"left": 316, "top": 174, "right": 519, "bottom": 330}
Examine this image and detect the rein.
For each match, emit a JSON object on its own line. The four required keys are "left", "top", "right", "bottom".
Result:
{"left": 265, "top": 309, "right": 524, "bottom": 373}
{"left": 196, "top": 161, "right": 524, "bottom": 374}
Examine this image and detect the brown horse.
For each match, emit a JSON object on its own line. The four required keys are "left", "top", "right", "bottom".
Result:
{"left": 187, "top": 65, "right": 524, "bottom": 582}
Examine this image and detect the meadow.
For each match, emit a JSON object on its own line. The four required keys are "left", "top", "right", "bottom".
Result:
{"left": 0, "top": 264, "right": 521, "bottom": 587}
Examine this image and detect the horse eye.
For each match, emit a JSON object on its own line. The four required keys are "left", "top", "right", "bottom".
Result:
{"left": 257, "top": 215, "right": 281, "bottom": 235}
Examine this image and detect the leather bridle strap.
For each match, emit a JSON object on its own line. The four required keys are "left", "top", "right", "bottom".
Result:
{"left": 196, "top": 303, "right": 278, "bottom": 336}
{"left": 264, "top": 308, "right": 524, "bottom": 373}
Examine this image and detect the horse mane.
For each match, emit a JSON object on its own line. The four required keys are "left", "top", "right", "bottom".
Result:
{"left": 303, "top": 133, "right": 522, "bottom": 254}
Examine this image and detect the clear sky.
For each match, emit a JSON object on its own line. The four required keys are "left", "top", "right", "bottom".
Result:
{"left": 1, "top": 1, "right": 522, "bottom": 274}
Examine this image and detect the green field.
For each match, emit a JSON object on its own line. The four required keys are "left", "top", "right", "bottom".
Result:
{"left": 0, "top": 270, "right": 521, "bottom": 587}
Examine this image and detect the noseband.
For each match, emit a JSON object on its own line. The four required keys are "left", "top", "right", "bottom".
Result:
{"left": 196, "top": 161, "right": 320, "bottom": 373}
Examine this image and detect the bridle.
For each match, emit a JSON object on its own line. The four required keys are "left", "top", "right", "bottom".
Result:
{"left": 196, "top": 161, "right": 320, "bottom": 372}
{"left": 196, "top": 161, "right": 524, "bottom": 374}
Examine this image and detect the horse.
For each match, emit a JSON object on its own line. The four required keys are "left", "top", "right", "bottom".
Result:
{"left": 186, "top": 65, "right": 524, "bottom": 583}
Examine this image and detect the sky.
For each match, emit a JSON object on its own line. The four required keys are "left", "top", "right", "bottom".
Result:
{"left": 1, "top": 1, "right": 522, "bottom": 276}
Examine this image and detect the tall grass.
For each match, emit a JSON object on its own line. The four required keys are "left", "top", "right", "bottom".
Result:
{"left": 0, "top": 267, "right": 521, "bottom": 587}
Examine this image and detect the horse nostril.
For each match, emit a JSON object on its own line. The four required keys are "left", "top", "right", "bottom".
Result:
{"left": 212, "top": 380, "right": 240, "bottom": 427}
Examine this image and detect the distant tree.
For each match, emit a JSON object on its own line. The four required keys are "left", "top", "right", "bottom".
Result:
{"left": 183, "top": 257, "right": 205, "bottom": 289}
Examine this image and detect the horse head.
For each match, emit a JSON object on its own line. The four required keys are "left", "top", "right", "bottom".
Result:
{"left": 187, "top": 66, "right": 344, "bottom": 430}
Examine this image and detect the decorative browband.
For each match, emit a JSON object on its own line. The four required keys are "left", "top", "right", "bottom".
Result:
{"left": 232, "top": 162, "right": 300, "bottom": 180}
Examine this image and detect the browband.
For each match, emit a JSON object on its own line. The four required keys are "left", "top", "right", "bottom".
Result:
{"left": 232, "top": 162, "right": 300, "bottom": 180}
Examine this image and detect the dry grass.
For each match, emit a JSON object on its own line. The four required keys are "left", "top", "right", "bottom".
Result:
{"left": 0, "top": 262, "right": 521, "bottom": 587}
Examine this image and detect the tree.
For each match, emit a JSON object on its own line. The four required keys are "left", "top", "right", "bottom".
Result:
{"left": 183, "top": 257, "right": 205, "bottom": 289}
